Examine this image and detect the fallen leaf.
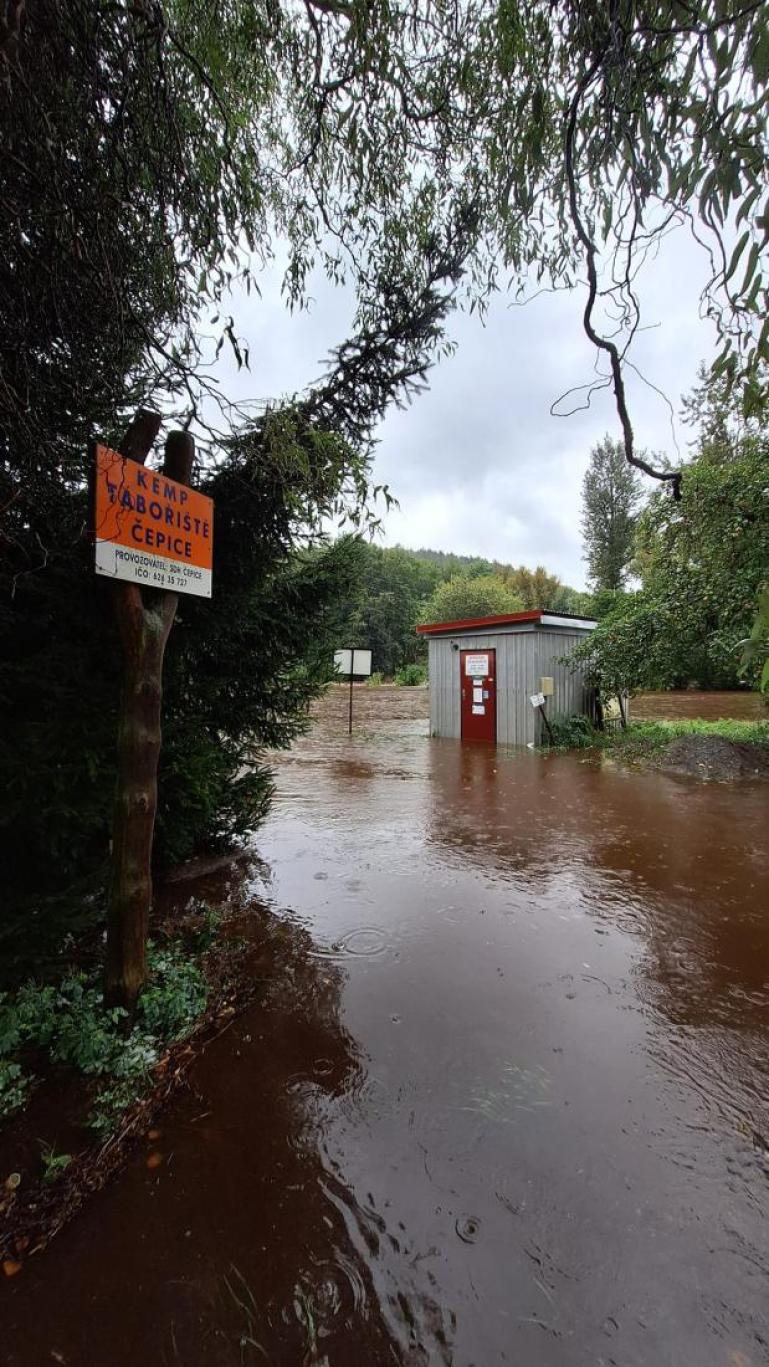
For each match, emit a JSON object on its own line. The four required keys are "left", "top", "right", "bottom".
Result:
{"left": 3, "top": 1259, "right": 22, "bottom": 1277}
{"left": 146, "top": 1151, "right": 164, "bottom": 1171}
{"left": 147, "top": 1129, "right": 161, "bottom": 1141}
{"left": 5, "top": 1172, "right": 21, "bottom": 1192}
{"left": 14, "top": 1235, "right": 29, "bottom": 1254}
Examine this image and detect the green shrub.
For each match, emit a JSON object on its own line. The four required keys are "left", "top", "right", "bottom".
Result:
{"left": 545, "top": 714, "right": 597, "bottom": 748}
{"left": 0, "top": 943, "right": 207, "bottom": 1130}
{"left": 365, "top": 671, "right": 385, "bottom": 687}
{"left": 0, "top": 1060, "right": 29, "bottom": 1116}
{"left": 39, "top": 1143, "right": 73, "bottom": 1184}
{"left": 395, "top": 663, "right": 427, "bottom": 687}
{"left": 136, "top": 947, "right": 207, "bottom": 1038}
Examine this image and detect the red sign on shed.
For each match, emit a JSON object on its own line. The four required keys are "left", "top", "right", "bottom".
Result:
{"left": 94, "top": 444, "right": 213, "bottom": 597}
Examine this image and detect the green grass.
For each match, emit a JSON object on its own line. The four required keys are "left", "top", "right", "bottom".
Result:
{"left": 546, "top": 714, "right": 769, "bottom": 759}
{"left": 607, "top": 718, "right": 769, "bottom": 756}
{"left": 0, "top": 942, "right": 207, "bottom": 1133}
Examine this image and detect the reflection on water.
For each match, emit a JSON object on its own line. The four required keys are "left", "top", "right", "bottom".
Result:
{"left": 6, "top": 687, "right": 769, "bottom": 1367}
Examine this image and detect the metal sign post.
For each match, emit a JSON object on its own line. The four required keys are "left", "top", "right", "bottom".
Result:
{"left": 334, "top": 648, "right": 373, "bottom": 735}
{"left": 348, "top": 647, "right": 356, "bottom": 735}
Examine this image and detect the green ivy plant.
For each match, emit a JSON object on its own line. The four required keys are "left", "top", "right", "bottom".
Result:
{"left": 0, "top": 944, "right": 207, "bottom": 1131}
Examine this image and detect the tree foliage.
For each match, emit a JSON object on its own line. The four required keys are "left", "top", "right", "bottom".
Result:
{"left": 495, "top": 562, "right": 591, "bottom": 613}
{"left": 740, "top": 588, "right": 769, "bottom": 694}
{"left": 337, "top": 545, "right": 442, "bottom": 677}
{"left": 1, "top": 0, "right": 485, "bottom": 940}
{"left": 333, "top": 545, "right": 591, "bottom": 673}
{"left": 419, "top": 573, "right": 523, "bottom": 625}
{"left": 3, "top": 0, "right": 768, "bottom": 511}
{"left": 497, "top": 564, "right": 558, "bottom": 609}
{"left": 0, "top": 437, "right": 364, "bottom": 927}
{"left": 581, "top": 436, "right": 642, "bottom": 591}
{"left": 571, "top": 414, "right": 769, "bottom": 694}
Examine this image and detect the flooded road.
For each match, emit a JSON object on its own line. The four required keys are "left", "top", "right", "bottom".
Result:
{"left": 5, "top": 689, "right": 769, "bottom": 1366}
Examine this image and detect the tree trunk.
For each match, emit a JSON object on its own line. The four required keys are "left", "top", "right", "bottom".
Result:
{"left": 104, "top": 427, "right": 195, "bottom": 1010}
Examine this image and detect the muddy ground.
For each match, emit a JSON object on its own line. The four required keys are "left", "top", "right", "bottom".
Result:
{"left": 4, "top": 687, "right": 769, "bottom": 1366}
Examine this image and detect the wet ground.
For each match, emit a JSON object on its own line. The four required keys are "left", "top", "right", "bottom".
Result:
{"left": 5, "top": 688, "right": 769, "bottom": 1366}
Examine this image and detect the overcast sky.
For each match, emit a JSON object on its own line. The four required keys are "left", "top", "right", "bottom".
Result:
{"left": 214, "top": 224, "right": 715, "bottom": 590}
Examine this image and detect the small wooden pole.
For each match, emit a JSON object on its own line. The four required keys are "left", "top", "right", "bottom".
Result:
{"left": 538, "top": 701, "right": 555, "bottom": 744}
{"left": 348, "top": 648, "right": 355, "bottom": 736}
{"left": 104, "top": 425, "right": 195, "bottom": 1011}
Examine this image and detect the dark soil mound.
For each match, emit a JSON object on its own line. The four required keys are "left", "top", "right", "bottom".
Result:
{"left": 660, "top": 734, "right": 769, "bottom": 781}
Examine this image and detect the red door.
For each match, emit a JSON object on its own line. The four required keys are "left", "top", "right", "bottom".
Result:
{"left": 460, "top": 649, "right": 497, "bottom": 743}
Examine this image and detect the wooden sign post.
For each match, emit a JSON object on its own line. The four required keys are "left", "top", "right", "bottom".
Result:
{"left": 95, "top": 413, "right": 214, "bottom": 1011}
{"left": 530, "top": 690, "right": 555, "bottom": 744}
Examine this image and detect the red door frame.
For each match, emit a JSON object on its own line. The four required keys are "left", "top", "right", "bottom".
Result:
{"left": 460, "top": 649, "right": 497, "bottom": 743}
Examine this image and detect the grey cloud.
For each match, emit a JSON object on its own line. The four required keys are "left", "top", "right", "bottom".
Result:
{"left": 216, "top": 224, "right": 715, "bottom": 587}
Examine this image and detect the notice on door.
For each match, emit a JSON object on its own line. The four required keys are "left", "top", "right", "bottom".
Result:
{"left": 465, "top": 653, "right": 489, "bottom": 677}
{"left": 94, "top": 444, "right": 213, "bottom": 598}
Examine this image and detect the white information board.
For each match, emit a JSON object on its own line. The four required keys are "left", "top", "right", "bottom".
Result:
{"left": 529, "top": 692, "right": 546, "bottom": 707}
{"left": 334, "top": 648, "right": 373, "bottom": 677}
{"left": 465, "top": 653, "right": 489, "bottom": 677}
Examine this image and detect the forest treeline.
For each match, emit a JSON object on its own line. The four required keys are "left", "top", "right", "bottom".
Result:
{"left": 332, "top": 544, "right": 594, "bottom": 678}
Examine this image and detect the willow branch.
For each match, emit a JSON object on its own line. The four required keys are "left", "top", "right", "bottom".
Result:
{"left": 565, "top": 55, "right": 683, "bottom": 499}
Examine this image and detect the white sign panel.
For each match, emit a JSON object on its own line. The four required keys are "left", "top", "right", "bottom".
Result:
{"left": 465, "top": 653, "right": 489, "bottom": 677}
{"left": 529, "top": 692, "right": 546, "bottom": 708}
{"left": 334, "top": 648, "right": 373, "bottom": 677}
{"left": 472, "top": 704, "right": 485, "bottom": 715}
{"left": 94, "top": 542, "right": 213, "bottom": 597}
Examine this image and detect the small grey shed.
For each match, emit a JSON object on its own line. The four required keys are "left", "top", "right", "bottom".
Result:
{"left": 416, "top": 610, "right": 597, "bottom": 746}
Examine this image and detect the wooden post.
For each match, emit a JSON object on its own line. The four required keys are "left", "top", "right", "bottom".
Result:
{"left": 104, "top": 425, "right": 195, "bottom": 1011}
{"left": 538, "top": 701, "right": 555, "bottom": 745}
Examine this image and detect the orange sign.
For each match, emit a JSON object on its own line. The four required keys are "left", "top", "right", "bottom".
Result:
{"left": 94, "top": 444, "right": 213, "bottom": 597}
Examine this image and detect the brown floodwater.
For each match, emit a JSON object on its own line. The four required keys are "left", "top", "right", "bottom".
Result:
{"left": 4, "top": 688, "right": 769, "bottom": 1366}
{"left": 632, "top": 690, "right": 767, "bottom": 721}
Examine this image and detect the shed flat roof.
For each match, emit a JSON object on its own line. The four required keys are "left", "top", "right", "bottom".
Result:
{"left": 416, "top": 609, "right": 597, "bottom": 636}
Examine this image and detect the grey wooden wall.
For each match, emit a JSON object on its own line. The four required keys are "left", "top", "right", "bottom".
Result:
{"left": 427, "top": 626, "right": 591, "bottom": 744}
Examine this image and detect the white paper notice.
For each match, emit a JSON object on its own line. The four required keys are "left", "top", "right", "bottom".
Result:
{"left": 473, "top": 686, "right": 483, "bottom": 703}
{"left": 465, "top": 654, "right": 489, "bottom": 677}
{"left": 472, "top": 704, "right": 485, "bottom": 715}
